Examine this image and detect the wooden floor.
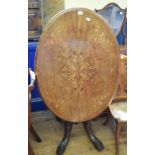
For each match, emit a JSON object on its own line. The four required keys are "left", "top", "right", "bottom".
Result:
{"left": 30, "top": 111, "right": 127, "bottom": 155}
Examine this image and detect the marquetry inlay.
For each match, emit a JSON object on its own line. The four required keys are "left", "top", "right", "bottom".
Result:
{"left": 35, "top": 8, "right": 119, "bottom": 122}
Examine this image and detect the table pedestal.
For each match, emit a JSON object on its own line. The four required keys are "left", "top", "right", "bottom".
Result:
{"left": 56, "top": 120, "right": 104, "bottom": 155}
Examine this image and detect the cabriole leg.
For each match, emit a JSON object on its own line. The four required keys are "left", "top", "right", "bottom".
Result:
{"left": 56, "top": 121, "right": 73, "bottom": 155}
{"left": 83, "top": 120, "right": 104, "bottom": 151}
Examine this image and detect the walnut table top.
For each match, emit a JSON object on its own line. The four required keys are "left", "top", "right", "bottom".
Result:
{"left": 35, "top": 8, "right": 119, "bottom": 122}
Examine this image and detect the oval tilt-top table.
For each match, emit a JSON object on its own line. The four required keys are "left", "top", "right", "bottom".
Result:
{"left": 35, "top": 8, "right": 119, "bottom": 155}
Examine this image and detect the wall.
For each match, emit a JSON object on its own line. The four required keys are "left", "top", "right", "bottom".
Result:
{"left": 65, "top": 0, "right": 127, "bottom": 10}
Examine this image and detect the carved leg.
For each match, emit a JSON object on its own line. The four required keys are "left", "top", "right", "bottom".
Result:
{"left": 115, "top": 121, "right": 122, "bottom": 155}
{"left": 30, "top": 124, "right": 41, "bottom": 142}
{"left": 83, "top": 121, "right": 104, "bottom": 151}
{"left": 56, "top": 122, "right": 73, "bottom": 155}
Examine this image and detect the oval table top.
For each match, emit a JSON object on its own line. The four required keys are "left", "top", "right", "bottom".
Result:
{"left": 35, "top": 8, "right": 119, "bottom": 122}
